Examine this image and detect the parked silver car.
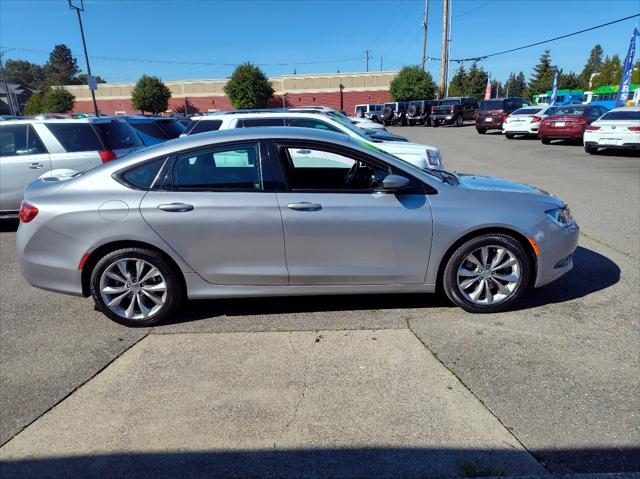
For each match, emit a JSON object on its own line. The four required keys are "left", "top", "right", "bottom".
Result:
{"left": 0, "top": 116, "right": 143, "bottom": 217}
{"left": 17, "top": 128, "right": 579, "bottom": 327}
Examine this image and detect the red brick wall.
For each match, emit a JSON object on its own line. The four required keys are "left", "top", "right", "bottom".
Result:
{"left": 73, "top": 90, "right": 391, "bottom": 116}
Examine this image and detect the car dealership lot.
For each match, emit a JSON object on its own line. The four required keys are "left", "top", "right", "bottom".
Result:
{"left": 1, "top": 126, "right": 638, "bottom": 476}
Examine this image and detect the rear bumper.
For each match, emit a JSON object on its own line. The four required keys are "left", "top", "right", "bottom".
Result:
{"left": 584, "top": 139, "right": 640, "bottom": 150}
{"left": 538, "top": 126, "right": 585, "bottom": 140}
{"left": 432, "top": 114, "right": 455, "bottom": 123}
{"left": 476, "top": 119, "right": 503, "bottom": 130}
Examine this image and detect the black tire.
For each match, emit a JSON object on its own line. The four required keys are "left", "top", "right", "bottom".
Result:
{"left": 505, "top": 133, "right": 515, "bottom": 139}
{"left": 476, "top": 128, "right": 486, "bottom": 135}
{"left": 425, "top": 118, "right": 432, "bottom": 127}
{"left": 433, "top": 120, "right": 440, "bottom": 127}
{"left": 584, "top": 144, "right": 598, "bottom": 154}
{"left": 90, "top": 248, "right": 183, "bottom": 327}
{"left": 541, "top": 138, "right": 551, "bottom": 145}
{"left": 443, "top": 234, "right": 532, "bottom": 314}
{"left": 455, "top": 115, "right": 464, "bottom": 127}
{"left": 371, "top": 116, "right": 379, "bottom": 123}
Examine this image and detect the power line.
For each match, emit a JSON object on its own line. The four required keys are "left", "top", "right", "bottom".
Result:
{"left": 428, "top": 13, "right": 640, "bottom": 63}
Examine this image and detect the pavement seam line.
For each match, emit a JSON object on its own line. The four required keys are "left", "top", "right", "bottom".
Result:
{"left": 404, "top": 318, "right": 551, "bottom": 475}
{"left": 150, "top": 326, "right": 409, "bottom": 335}
{"left": 579, "top": 231, "right": 639, "bottom": 260}
{"left": 0, "top": 332, "right": 151, "bottom": 448}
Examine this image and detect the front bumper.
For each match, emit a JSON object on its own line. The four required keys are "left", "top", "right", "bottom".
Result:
{"left": 533, "top": 221, "right": 580, "bottom": 288}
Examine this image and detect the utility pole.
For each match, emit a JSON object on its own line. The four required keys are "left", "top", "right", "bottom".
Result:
{"left": 439, "top": 0, "right": 449, "bottom": 99}
{"left": 380, "top": 55, "right": 383, "bottom": 71}
{"left": 364, "top": 49, "right": 371, "bottom": 72}
{"left": 0, "top": 50, "right": 16, "bottom": 116}
{"left": 445, "top": 0, "right": 452, "bottom": 97}
{"left": 68, "top": 0, "right": 99, "bottom": 117}
{"left": 421, "top": 0, "right": 429, "bottom": 71}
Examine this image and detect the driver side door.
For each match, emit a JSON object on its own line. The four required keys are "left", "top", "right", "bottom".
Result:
{"left": 272, "top": 142, "right": 433, "bottom": 285}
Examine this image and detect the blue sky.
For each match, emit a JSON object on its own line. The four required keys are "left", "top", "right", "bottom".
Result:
{"left": 0, "top": 0, "right": 638, "bottom": 84}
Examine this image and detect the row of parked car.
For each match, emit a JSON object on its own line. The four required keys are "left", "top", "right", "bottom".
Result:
{"left": 356, "top": 99, "right": 640, "bottom": 154}
{"left": 0, "top": 106, "right": 443, "bottom": 217}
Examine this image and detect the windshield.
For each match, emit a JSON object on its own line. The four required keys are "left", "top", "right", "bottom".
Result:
{"left": 546, "top": 106, "right": 586, "bottom": 116}
{"left": 439, "top": 99, "right": 460, "bottom": 106}
{"left": 332, "top": 116, "right": 372, "bottom": 140}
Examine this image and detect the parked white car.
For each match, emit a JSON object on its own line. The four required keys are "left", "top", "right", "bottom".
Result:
{"left": 289, "top": 106, "right": 386, "bottom": 131}
{"left": 350, "top": 116, "right": 386, "bottom": 130}
{"left": 502, "top": 105, "right": 555, "bottom": 138}
{"left": 583, "top": 107, "right": 640, "bottom": 154}
{"left": 184, "top": 111, "right": 444, "bottom": 170}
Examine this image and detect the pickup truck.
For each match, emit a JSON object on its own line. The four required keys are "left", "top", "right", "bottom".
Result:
{"left": 431, "top": 97, "right": 478, "bottom": 127}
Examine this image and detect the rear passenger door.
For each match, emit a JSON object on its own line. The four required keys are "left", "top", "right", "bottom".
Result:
{"left": 0, "top": 124, "right": 51, "bottom": 211}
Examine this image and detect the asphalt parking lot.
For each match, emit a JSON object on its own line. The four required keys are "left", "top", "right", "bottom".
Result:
{"left": 1, "top": 124, "right": 638, "bottom": 477}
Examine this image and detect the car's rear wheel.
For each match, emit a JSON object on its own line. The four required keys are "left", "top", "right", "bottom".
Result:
{"left": 541, "top": 138, "right": 551, "bottom": 145}
{"left": 584, "top": 144, "right": 598, "bottom": 154}
{"left": 443, "top": 234, "right": 531, "bottom": 313}
{"left": 90, "top": 248, "right": 183, "bottom": 327}
{"left": 476, "top": 128, "right": 486, "bottom": 134}
{"left": 505, "top": 133, "right": 515, "bottom": 139}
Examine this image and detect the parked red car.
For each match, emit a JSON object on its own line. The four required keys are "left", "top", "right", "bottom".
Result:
{"left": 538, "top": 104, "right": 609, "bottom": 144}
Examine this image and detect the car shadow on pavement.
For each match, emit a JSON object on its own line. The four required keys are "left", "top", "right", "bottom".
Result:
{"left": 1, "top": 446, "right": 638, "bottom": 477}
{"left": 165, "top": 246, "right": 617, "bottom": 325}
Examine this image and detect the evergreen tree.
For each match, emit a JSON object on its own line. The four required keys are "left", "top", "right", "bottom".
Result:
{"left": 559, "top": 70, "right": 581, "bottom": 89}
{"left": 389, "top": 65, "right": 436, "bottom": 101}
{"left": 75, "top": 73, "right": 106, "bottom": 84}
{"left": 43, "top": 87, "right": 75, "bottom": 113}
{"left": 24, "top": 93, "right": 43, "bottom": 115}
{"left": 131, "top": 75, "right": 172, "bottom": 114}
{"left": 464, "top": 62, "right": 489, "bottom": 100}
{"left": 447, "top": 64, "right": 467, "bottom": 97}
{"left": 527, "top": 49, "right": 554, "bottom": 96}
{"left": 591, "top": 55, "right": 623, "bottom": 88}
{"left": 578, "top": 44, "right": 603, "bottom": 89}
{"left": 44, "top": 44, "right": 80, "bottom": 86}
{"left": 224, "top": 63, "right": 274, "bottom": 109}
{"left": 504, "top": 71, "right": 527, "bottom": 97}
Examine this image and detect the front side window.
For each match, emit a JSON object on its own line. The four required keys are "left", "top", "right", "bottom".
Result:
{"left": 281, "top": 146, "right": 388, "bottom": 191}
{"left": 0, "top": 125, "right": 27, "bottom": 157}
{"left": 173, "top": 142, "right": 261, "bottom": 190}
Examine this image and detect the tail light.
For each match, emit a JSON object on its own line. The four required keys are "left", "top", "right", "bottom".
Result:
{"left": 19, "top": 202, "right": 39, "bottom": 223}
{"left": 431, "top": 106, "right": 436, "bottom": 113}
{"left": 450, "top": 105, "right": 455, "bottom": 113}
{"left": 98, "top": 149, "right": 117, "bottom": 163}
{"left": 586, "top": 125, "right": 601, "bottom": 131}
{"left": 501, "top": 114, "right": 508, "bottom": 123}
{"left": 628, "top": 126, "right": 640, "bottom": 131}
{"left": 531, "top": 116, "right": 542, "bottom": 123}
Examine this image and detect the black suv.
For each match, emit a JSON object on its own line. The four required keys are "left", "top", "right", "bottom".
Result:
{"left": 431, "top": 97, "right": 478, "bottom": 127}
{"left": 382, "top": 102, "right": 409, "bottom": 126}
{"left": 406, "top": 100, "right": 439, "bottom": 126}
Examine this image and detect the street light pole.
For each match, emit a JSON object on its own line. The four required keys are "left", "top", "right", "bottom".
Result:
{"left": 68, "top": 0, "right": 99, "bottom": 116}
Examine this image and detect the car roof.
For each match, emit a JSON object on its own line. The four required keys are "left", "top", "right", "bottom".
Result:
{"left": 605, "top": 106, "right": 640, "bottom": 112}
{"left": 192, "top": 111, "right": 344, "bottom": 121}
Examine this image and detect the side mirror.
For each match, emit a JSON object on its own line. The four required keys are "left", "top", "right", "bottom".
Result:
{"left": 381, "top": 174, "right": 411, "bottom": 191}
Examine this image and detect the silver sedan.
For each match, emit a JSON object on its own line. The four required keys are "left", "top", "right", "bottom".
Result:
{"left": 16, "top": 128, "right": 579, "bottom": 327}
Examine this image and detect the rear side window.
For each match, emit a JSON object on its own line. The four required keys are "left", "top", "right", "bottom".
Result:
{"left": 479, "top": 100, "right": 504, "bottom": 110}
{"left": 0, "top": 125, "right": 47, "bottom": 156}
{"left": 286, "top": 118, "right": 339, "bottom": 131}
{"left": 157, "top": 120, "right": 185, "bottom": 138}
{"left": 188, "top": 120, "right": 223, "bottom": 134}
{"left": 239, "top": 118, "right": 285, "bottom": 128}
{"left": 93, "top": 122, "right": 143, "bottom": 150}
{"left": 120, "top": 157, "right": 166, "bottom": 189}
{"left": 130, "top": 122, "right": 170, "bottom": 140}
{"left": 600, "top": 110, "right": 640, "bottom": 120}
{"left": 45, "top": 123, "right": 103, "bottom": 152}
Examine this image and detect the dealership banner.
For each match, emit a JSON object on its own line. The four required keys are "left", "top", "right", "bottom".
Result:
{"left": 615, "top": 27, "right": 639, "bottom": 107}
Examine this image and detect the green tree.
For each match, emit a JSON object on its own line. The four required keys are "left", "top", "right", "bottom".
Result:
{"left": 24, "top": 93, "right": 43, "bottom": 115}
{"left": 504, "top": 71, "right": 527, "bottom": 97}
{"left": 224, "top": 62, "right": 274, "bottom": 109}
{"left": 389, "top": 65, "right": 436, "bottom": 101}
{"left": 591, "top": 55, "right": 623, "bottom": 88}
{"left": 43, "top": 87, "right": 75, "bottom": 113}
{"left": 447, "top": 65, "right": 467, "bottom": 97}
{"left": 75, "top": 73, "right": 106, "bottom": 84}
{"left": 578, "top": 44, "right": 603, "bottom": 89}
{"left": 559, "top": 70, "right": 581, "bottom": 90}
{"left": 527, "top": 49, "right": 554, "bottom": 96}
{"left": 5, "top": 60, "right": 45, "bottom": 90}
{"left": 131, "top": 75, "right": 171, "bottom": 114}
{"left": 44, "top": 44, "right": 80, "bottom": 86}
{"left": 464, "top": 62, "right": 489, "bottom": 100}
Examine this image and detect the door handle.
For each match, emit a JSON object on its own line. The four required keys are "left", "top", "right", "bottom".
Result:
{"left": 29, "top": 162, "right": 44, "bottom": 169}
{"left": 157, "top": 203, "right": 194, "bottom": 212}
{"left": 287, "top": 202, "right": 322, "bottom": 211}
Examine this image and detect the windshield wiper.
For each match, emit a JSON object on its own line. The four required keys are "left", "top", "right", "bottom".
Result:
{"left": 423, "top": 168, "right": 459, "bottom": 185}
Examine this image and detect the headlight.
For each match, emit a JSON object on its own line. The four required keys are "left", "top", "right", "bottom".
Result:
{"left": 426, "top": 149, "right": 442, "bottom": 167}
{"left": 546, "top": 207, "right": 574, "bottom": 227}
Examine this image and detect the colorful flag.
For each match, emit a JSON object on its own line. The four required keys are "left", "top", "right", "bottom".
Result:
{"left": 484, "top": 75, "right": 492, "bottom": 100}
{"left": 549, "top": 69, "right": 559, "bottom": 106}
{"left": 615, "top": 28, "right": 639, "bottom": 107}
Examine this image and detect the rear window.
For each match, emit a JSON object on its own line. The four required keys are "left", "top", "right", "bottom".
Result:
{"left": 130, "top": 122, "right": 170, "bottom": 140}
{"left": 93, "top": 122, "right": 143, "bottom": 150}
{"left": 45, "top": 123, "right": 103, "bottom": 152}
{"left": 120, "top": 157, "right": 166, "bottom": 189}
{"left": 546, "top": 106, "right": 585, "bottom": 116}
{"left": 439, "top": 99, "right": 460, "bottom": 106}
{"left": 512, "top": 108, "right": 543, "bottom": 115}
{"left": 239, "top": 118, "right": 285, "bottom": 128}
{"left": 479, "top": 100, "right": 504, "bottom": 110}
{"left": 600, "top": 110, "right": 640, "bottom": 120}
{"left": 157, "top": 120, "right": 186, "bottom": 138}
{"left": 188, "top": 120, "right": 223, "bottom": 134}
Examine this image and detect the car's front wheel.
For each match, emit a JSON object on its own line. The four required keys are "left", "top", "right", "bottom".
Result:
{"left": 90, "top": 248, "right": 183, "bottom": 327}
{"left": 443, "top": 234, "right": 531, "bottom": 313}
{"left": 505, "top": 133, "right": 515, "bottom": 139}
{"left": 541, "top": 138, "right": 551, "bottom": 144}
